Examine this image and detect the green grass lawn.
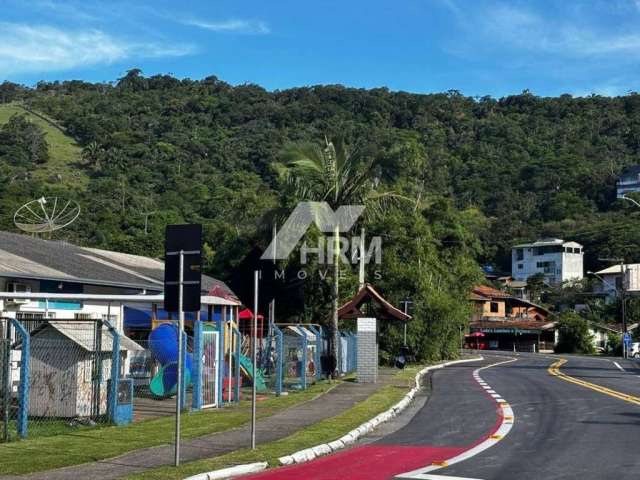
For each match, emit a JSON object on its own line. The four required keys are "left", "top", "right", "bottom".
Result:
{"left": 125, "top": 366, "right": 425, "bottom": 480}
{"left": 0, "top": 102, "right": 89, "bottom": 190}
{"left": 0, "top": 381, "right": 336, "bottom": 475}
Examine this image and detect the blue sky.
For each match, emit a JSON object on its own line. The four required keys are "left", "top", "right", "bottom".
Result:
{"left": 1, "top": 0, "right": 639, "bottom": 97}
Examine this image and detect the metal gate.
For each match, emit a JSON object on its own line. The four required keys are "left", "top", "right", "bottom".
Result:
{"left": 201, "top": 330, "right": 219, "bottom": 408}
{"left": 1, "top": 331, "right": 10, "bottom": 442}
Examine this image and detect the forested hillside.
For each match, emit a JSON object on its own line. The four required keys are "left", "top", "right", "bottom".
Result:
{"left": 1, "top": 70, "right": 639, "bottom": 357}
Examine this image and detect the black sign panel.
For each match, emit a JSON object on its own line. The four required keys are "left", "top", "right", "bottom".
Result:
{"left": 164, "top": 224, "right": 202, "bottom": 312}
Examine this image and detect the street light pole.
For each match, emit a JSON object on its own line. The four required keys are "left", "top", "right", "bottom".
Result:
{"left": 597, "top": 257, "right": 628, "bottom": 358}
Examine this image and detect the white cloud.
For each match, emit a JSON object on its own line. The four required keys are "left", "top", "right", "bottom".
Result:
{"left": 478, "top": 4, "right": 640, "bottom": 58}
{"left": 183, "top": 18, "right": 270, "bottom": 35}
{"left": 0, "top": 22, "right": 194, "bottom": 75}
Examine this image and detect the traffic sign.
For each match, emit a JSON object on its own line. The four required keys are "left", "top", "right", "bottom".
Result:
{"left": 164, "top": 224, "right": 202, "bottom": 312}
{"left": 623, "top": 332, "right": 632, "bottom": 346}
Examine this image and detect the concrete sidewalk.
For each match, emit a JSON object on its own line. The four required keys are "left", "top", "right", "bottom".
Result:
{"left": 6, "top": 369, "right": 398, "bottom": 480}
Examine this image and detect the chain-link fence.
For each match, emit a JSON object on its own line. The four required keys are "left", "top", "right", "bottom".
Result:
{"left": 1, "top": 318, "right": 129, "bottom": 442}
{"left": 259, "top": 326, "right": 283, "bottom": 395}
{"left": 338, "top": 331, "right": 357, "bottom": 375}
{"left": 280, "top": 325, "right": 320, "bottom": 390}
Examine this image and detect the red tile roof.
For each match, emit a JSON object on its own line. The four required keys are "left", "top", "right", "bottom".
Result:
{"left": 470, "top": 320, "right": 554, "bottom": 330}
{"left": 472, "top": 284, "right": 511, "bottom": 299}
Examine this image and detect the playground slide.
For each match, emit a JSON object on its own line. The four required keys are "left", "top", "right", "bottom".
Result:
{"left": 239, "top": 354, "right": 267, "bottom": 392}
{"left": 148, "top": 324, "right": 193, "bottom": 397}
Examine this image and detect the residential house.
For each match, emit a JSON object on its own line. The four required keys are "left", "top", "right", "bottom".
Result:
{"left": 592, "top": 263, "right": 640, "bottom": 302}
{"left": 588, "top": 322, "right": 639, "bottom": 352}
{"left": 512, "top": 238, "right": 583, "bottom": 285}
{"left": 469, "top": 285, "right": 555, "bottom": 352}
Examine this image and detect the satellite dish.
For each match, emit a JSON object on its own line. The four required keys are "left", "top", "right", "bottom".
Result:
{"left": 14, "top": 197, "right": 80, "bottom": 234}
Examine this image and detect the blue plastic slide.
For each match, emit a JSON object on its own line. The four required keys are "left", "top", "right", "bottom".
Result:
{"left": 148, "top": 324, "right": 193, "bottom": 397}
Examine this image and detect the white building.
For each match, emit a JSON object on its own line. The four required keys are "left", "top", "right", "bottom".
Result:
{"left": 593, "top": 263, "right": 640, "bottom": 301}
{"left": 0, "top": 230, "right": 240, "bottom": 332}
{"left": 511, "top": 238, "right": 584, "bottom": 285}
{"left": 616, "top": 165, "right": 640, "bottom": 198}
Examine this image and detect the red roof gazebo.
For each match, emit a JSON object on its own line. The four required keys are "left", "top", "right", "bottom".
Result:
{"left": 338, "top": 284, "right": 411, "bottom": 322}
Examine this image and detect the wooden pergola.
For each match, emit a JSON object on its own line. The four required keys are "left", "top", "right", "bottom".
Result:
{"left": 337, "top": 284, "right": 411, "bottom": 321}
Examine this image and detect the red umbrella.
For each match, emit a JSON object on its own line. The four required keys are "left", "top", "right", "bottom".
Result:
{"left": 239, "top": 308, "right": 264, "bottom": 320}
{"left": 466, "top": 331, "right": 485, "bottom": 349}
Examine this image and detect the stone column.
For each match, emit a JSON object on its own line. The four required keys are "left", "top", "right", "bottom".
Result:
{"left": 357, "top": 317, "right": 377, "bottom": 383}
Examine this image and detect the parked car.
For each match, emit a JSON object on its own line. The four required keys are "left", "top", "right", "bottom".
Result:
{"left": 630, "top": 342, "right": 640, "bottom": 358}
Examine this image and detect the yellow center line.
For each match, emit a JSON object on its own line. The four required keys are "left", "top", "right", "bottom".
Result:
{"left": 548, "top": 359, "right": 640, "bottom": 406}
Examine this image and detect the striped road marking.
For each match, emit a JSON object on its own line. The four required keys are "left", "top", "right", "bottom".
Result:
{"left": 549, "top": 359, "right": 640, "bottom": 406}
{"left": 396, "top": 357, "right": 517, "bottom": 480}
{"left": 613, "top": 361, "right": 625, "bottom": 372}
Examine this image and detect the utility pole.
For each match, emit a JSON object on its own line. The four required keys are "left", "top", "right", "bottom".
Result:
{"left": 251, "top": 270, "right": 259, "bottom": 449}
{"left": 400, "top": 300, "right": 412, "bottom": 346}
{"left": 599, "top": 257, "right": 627, "bottom": 358}
{"left": 621, "top": 260, "right": 627, "bottom": 358}
{"left": 358, "top": 228, "right": 366, "bottom": 291}
{"left": 268, "top": 224, "right": 277, "bottom": 338}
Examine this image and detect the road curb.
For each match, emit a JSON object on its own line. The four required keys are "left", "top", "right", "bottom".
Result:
{"left": 278, "top": 356, "right": 483, "bottom": 466}
{"left": 187, "top": 356, "right": 482, "bottom": 479}
{"left": 183, "top": 462, "right": 268, "bottom": 480}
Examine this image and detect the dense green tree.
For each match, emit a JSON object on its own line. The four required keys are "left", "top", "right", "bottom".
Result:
{"left": 274, "top": 137, "right": 410, "bottom": 374}
{"left": 4, "top": 72, "right": 640, "bottom": 360}
{"left": 0, "top": 114, "right": 49, "bottom": 167}
{"left": 555, "top": 311, "right": 595, "bottom": 354}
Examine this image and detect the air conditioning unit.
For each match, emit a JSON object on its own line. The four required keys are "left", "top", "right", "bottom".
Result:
{"left": 6, "top": 282, "right": 31, "bottom": 305}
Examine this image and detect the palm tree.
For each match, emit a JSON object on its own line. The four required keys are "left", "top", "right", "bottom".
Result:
{"left": 276, "top": 137, "right": 410, "bottom": 377}
{"left": 82, "top": 141, "right": 103, "bottom": 170}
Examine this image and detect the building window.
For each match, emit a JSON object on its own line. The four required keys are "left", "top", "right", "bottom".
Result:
{"left": 536, "top": 261, "right": 556, "bottom": 274}
{"left": 518, "top": 263, "right": 523, "bottom": 270}
{"left": 516, "top": 249, "right": 524, "bottom": 261}
{"left": 490, "top": 302, "right": 500, "bottom": 313}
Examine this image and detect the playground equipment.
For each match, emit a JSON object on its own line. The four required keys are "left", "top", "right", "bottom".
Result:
{"left": 239, "top": 354, "right": 267, "bottom": 392}
{"left": 148, "top": 324, "right": 193, "bottom": 397}
{"left": 282, "top": 325, "right": 318, "bottom": 389}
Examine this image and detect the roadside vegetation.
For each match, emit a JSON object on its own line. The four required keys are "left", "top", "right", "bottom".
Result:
{"left": 554, "top": 311, "right": 596, "bottom": 354}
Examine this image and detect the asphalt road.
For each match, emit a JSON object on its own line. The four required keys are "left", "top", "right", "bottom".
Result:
{"left": 244, "top": 353, "right": 640, "bottom": 480}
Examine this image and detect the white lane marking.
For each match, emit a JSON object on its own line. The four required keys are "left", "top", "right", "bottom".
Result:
{"left": 490, "top": 393, "right": 501, "bottom": 398}
{"left": 397, "top": 357, "right": 517, "bottom": 480}
{"left": 408, "top": 475, "right": 484, "bottom": 480}
{"left": 613, "top": 361, "right": 626, "bottom": 372}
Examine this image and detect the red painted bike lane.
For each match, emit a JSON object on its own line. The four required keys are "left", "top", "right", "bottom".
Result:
{"left": 243, "top": 445, "right": 465, "bottom": 480}
{"left": 242, "top": 359, "right": 511, "bottom": 480}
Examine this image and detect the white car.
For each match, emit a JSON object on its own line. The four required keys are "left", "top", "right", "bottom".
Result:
{"left": 631, "top": 342, "right": 640, "bottom": 358}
